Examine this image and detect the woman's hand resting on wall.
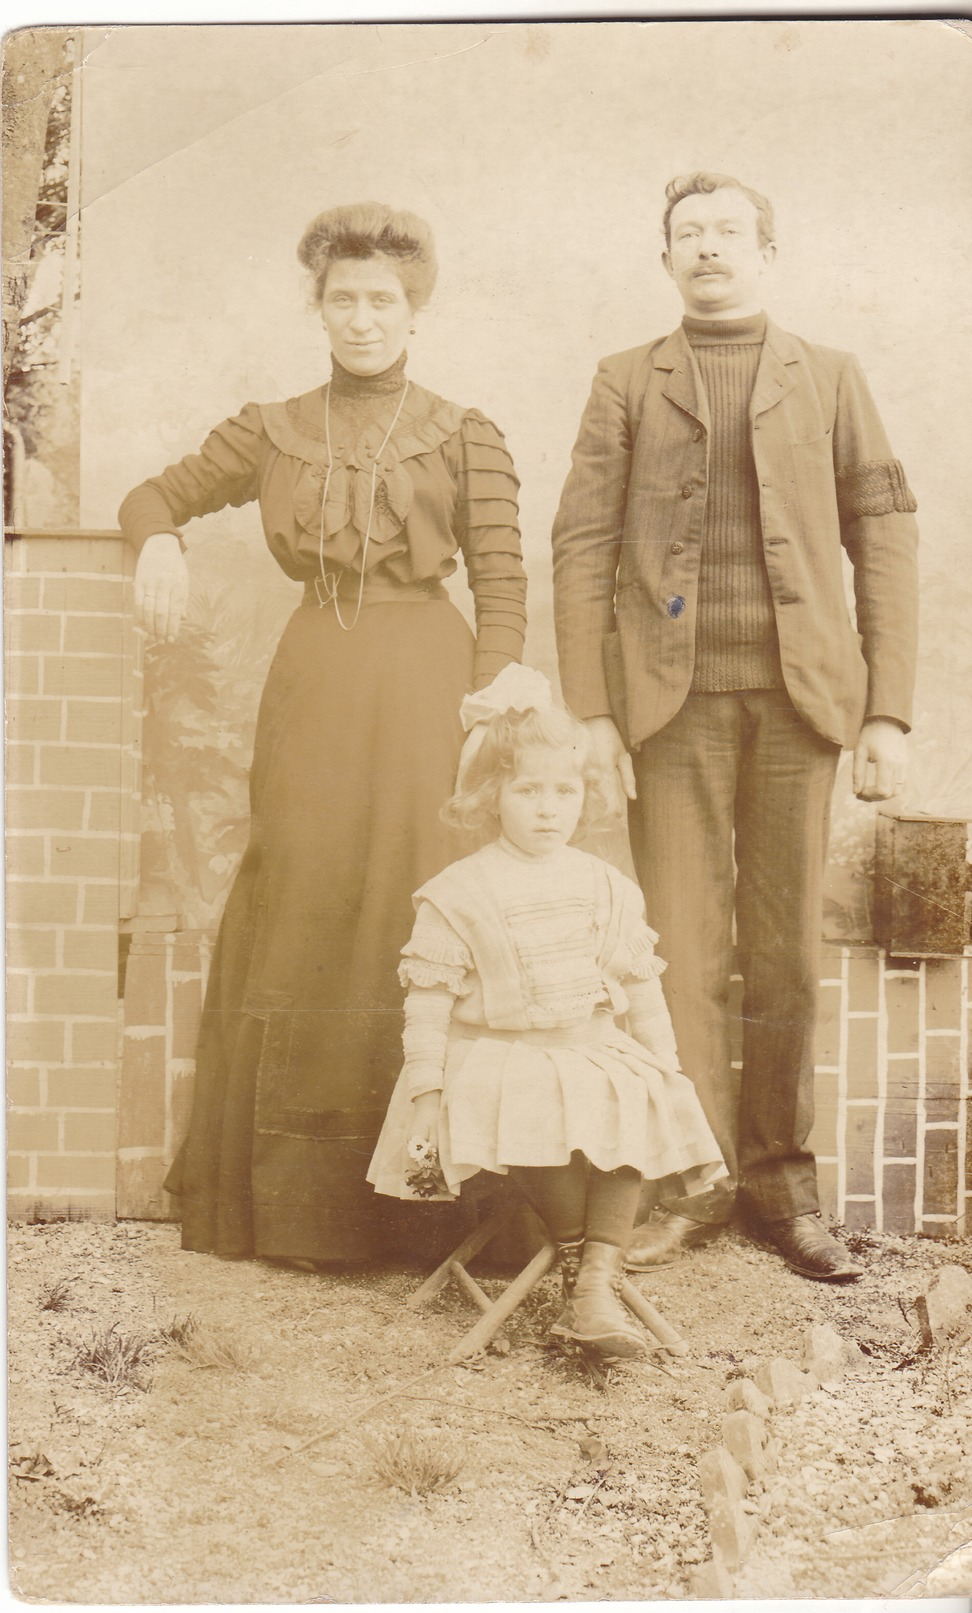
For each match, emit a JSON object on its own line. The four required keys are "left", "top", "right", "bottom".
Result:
{"left": 134, "top": 532, "right": 189, "bottom": 642}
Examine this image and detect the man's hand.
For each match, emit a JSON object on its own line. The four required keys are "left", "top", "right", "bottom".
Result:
{"left": 134, "top": 532, "right": 189, "bottom": 643}
{"left": 852, "top": 718, "right": 908, "bottom": 802}
{"left": 585, "top": 715, "right": 636, "bottom": 809}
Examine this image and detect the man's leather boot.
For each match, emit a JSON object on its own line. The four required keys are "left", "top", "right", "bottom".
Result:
{"left": 625, "top": 1207, "right": 726, "bottom": 1269}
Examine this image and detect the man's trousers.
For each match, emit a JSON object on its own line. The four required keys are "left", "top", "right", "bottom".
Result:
{"left": 628, "top": 689, "right": 841, "bottom": 1223}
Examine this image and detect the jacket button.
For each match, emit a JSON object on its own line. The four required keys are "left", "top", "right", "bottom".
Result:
{"left": 693, "top": 427, "right": 704, "bottom": 442}
{"left": 670, "top": 541, "right": 684, "bottom": 555}
{"left": 681, "top": 485, "right": 693, "bottom": 499}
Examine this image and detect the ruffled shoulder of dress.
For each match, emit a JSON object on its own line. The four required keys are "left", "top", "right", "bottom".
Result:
{"left": 258, "top": 382, "right": 468, "bottom": 467}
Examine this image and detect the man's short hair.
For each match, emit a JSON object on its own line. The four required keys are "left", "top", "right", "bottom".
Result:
{"left": 662, "top": 172, "right": 776, "bottom": 249}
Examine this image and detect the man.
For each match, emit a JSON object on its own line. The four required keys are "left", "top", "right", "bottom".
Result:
{"left": 552, "top": 172, "right": 918, "bottom": 1280}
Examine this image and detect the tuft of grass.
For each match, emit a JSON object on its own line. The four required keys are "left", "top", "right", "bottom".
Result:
{"left": 160, "top": 1314, "right": 257, "bottom": 1373}
{"left": 544, "top": 1339, "right": 616, "bottom": 1392}
{"left": 364, "top": 1427, "right": 465, "bottom": 1497}
{"left": 39, "top": 1276, "right": 76, "bottom": 1312}
{"left": 158, "top": 1313, "right": 199, "bottom": 1349}
{"left": 73, "top": 1323, "right": 157, "bottom": 1391}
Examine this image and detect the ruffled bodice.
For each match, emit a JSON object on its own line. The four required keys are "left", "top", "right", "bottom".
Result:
{"left": 118, "top": 356, "right": 527, "bottom": 687}
{"left": 399, "top": 842, "right": 666, "bottom": 1032}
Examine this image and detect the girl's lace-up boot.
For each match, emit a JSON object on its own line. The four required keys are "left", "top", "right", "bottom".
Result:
{"left": 547, "top": 1237, "right": 584, "bottom": 1340}
{"left": 556, "top": 1237, "right": 584, "bottom": 1299}
{"left": 549, "top": 1240, "right": 647, "bottom": 1359}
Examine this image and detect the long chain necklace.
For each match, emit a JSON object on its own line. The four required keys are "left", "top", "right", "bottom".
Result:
{"left": 315, "top": 378, "right": 410, "bottom": 632}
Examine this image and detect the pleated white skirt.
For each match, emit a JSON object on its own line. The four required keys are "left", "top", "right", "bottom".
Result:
{"left": 367, "top": 1014, "right": 727, "bottom": 1202}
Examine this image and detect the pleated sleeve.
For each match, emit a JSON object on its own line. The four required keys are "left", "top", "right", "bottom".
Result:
{"left": 118, "top": 404, "right": 265, "bottom": 554}
{"left": 454, "top": 410, "right": 528, "bottom": 688}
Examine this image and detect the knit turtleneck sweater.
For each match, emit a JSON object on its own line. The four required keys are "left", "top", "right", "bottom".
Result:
{"left": 683, "top": 311, "right": 785, "bottom": 694}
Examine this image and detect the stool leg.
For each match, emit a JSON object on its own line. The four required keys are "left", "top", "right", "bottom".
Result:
{"left": 447, "top": 1242, "right": 557, "bottom": 1364}
{"left": 407, "top": 1206, "right": 519, "bottom": 1308}
{"left": 620, "top": 1278, "right": 688, "bottom": 1356}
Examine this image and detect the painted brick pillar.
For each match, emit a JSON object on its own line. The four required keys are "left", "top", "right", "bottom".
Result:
{"left": 117, "top": 929, "right": 212, "bottom": 1218}
{"left": 809, "top": 946, "right": 969, "bottom": 1238}
{"left": 5, "top": 530, "right": 141, "bottom": 1219}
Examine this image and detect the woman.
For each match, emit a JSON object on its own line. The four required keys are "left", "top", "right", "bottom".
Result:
{"left": 121, "top": 203, "right": 527, "bottom": 1266}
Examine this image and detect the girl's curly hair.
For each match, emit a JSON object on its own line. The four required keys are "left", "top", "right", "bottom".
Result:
{"left": 443, "top": 706, "right": 614, "bottom": 838}
{"left": 297, "top": 202, "right": 438, "bottom": 311}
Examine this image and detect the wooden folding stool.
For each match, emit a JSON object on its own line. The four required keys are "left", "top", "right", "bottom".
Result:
{"left": 407, "top": 1197, "right": 688, "bottom": 1364}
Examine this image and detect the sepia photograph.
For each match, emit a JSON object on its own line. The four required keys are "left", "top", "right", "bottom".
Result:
{"left": 3, "top": 15, "right": 971, "bottom": 1603}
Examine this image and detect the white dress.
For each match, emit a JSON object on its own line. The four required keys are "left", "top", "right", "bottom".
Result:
{"left": 367, "top": 840, "right": 727, "bottom": 1201}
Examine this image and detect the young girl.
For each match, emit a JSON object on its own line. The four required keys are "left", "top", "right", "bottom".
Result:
{"left": 368, "top": 681, "right": 726, "bottom": 1359}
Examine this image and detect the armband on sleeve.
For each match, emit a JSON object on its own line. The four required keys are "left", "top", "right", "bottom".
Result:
{"left": 836, "top": 459, "right": 917, "bottom": 521}
{"left": 402, "top": 986, "right": 455, "bottom": 1099}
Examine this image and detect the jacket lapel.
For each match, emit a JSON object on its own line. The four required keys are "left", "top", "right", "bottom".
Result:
{"left": 653, "top": 327, "right": 710, "bottom": 432}
{"left": 749, "top": 319, "right": 801, "bottom": 420}
{"left": 652, "top": 318, "right": 804, "bottom": 428}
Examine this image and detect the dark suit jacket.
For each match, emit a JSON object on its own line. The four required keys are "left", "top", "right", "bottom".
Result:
{"left": 552, "top": 318, "right": 919, "bottom": 750}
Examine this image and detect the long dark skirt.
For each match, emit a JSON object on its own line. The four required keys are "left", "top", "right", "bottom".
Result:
{"left": 164, "top": 595, "right": 473, "bottom": 1261}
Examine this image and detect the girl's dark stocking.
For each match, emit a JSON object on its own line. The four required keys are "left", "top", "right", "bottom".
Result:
{"left": 511, "top": 1157, "right": 643, "bottom": 1248}
{"left": 585, "top": 1165, "right": 642, "bottom": 1247}
{"left": 510, "top": 1155, "right": 587, "bottom": 1243}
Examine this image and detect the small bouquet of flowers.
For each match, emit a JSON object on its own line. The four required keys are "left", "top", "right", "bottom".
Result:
{"left": 404, "top": 1136, "right": 450, "bottom": 1199}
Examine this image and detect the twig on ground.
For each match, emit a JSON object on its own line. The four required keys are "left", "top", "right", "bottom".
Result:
{"left": 567, "top": 1467, "right": 613, "bottom": 1532}
{"left": 395, "top": 1392, "right": 584, "bottom": 1434}
{"left": 270, "top": 1363, "right": 450, "bottom": 1467}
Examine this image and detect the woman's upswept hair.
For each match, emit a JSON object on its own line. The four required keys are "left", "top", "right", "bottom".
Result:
{"left": 443, "top": 705, "right": 614, "bottom": 838}
{"left": 297, "top": 202, "right": 438, "bottom": 311}
{"left": 662, "top": 172, "right": 776, "bottom": 250}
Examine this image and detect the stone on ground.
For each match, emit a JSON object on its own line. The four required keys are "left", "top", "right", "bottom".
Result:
{"left": 754, "top": 1356, "right": 816, "bottom": 1407}
{"left": 697, "top": 1446, "right": 756, "bottom": 1570}
{"left": 722, "top": 1408, "right": 776, "bottom": 1480}
{"left": 723, "top": 1377, "right": 771, "bottom": 1418}
{"left": 688, "top": 1550, "right": 734, "bottom": 1598}
{"left": 915, "top": 1264, "right": 972, "bottom": 1343}
{"left": 800, "top": 1322, "right": 864, "bottom": 1381}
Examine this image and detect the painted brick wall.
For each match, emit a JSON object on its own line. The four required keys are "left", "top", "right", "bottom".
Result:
{"left": 809, "top": 946, "right": 969, "bottom": 1237}
{"left": 730, "top": 946, "right": 969, "bottom": 1237}
{"left": 117, "top": 929, "right": 211, "bottom": 1218}
{"left": 119, "top": 938, "right": 970, "bottom": 1236}
{"left": 5, "top": 531, "right": 142, "bottom": 1219}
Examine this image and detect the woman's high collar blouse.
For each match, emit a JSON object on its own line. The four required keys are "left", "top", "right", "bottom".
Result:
{"left": 119, "top": 357, "right": 527, "bottom": 688}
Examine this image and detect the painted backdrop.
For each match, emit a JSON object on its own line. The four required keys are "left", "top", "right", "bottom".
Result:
{"left": 76, "top": 20, "right": 972, "bottom": 934}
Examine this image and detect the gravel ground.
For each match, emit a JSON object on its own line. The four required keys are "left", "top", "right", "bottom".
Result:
{"left": 7, "top": 1216, "right": 972, "bottom": 1603}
